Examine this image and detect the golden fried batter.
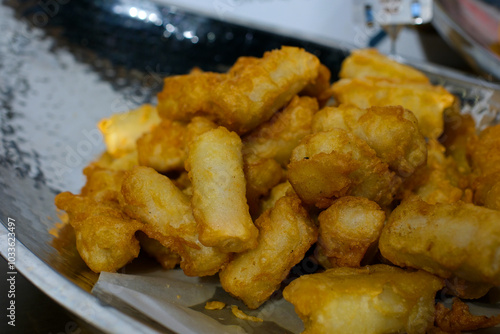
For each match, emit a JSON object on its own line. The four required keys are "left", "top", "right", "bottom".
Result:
{"left": 80, "top": 166, "right": 125, "bottom": 203}
{"left": 318, "top": 196, "right": 385, "bottom": 267}
{"left": 287, "top": 129, "right": 401, "bottom": 208}
{"left": 219, "top": 195, "right": 317, "bottom": 309}
{"left": 186, "top": 127, "right": 258, "bottom": 253}
{"left": 157, "top": 46, "right": 320, "bottom": 134}
{"left": 120, "top": 166, "right": 230, "bottom": 276}
{"left": 339, "top": 48, "right": 430, "bottom": 83}
{"left": 283, "top": 265, "right": 444, "bottom": 334}
{"left": 379, "top": 197, "right": 500, "bottom": 285}
{"left": 435, "top": 298, "right": 500, "bottom": 332}
{"left": 136, "top": 231, "right": 180, "bottom": 270}
{"left": 55, "top": 192, "right": 142, "bottom": 273}
{"left": 312, "top": 104, "right": 426, "bottom": 177}
{"left": 331, "top": 77, "right": 455, "bottom": 139}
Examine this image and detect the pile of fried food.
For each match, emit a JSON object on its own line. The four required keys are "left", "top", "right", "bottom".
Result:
{"left": 55, "top": 47, "right": 500, "bottom": 333}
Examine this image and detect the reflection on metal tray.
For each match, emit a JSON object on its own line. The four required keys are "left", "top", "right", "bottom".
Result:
{"left": 1, "top": 0, "right": 500, "bottom": 333}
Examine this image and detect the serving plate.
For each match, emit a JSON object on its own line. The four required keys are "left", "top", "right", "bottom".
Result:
{"left": 1, "top": 0, "right": 500, "bottom": 333}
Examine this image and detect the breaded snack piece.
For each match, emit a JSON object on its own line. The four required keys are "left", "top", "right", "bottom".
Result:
{"left": 136, "top": 231, "right": 180, "bottom": 270}
{"left": 219, "top": 195, "right": 317, "bottom": 309}
{"left": 331, "top": 77, "right": 455, "bottom": 139}
{"left": 379, "top": 197, "right": 500, "bottom": 285}
{"left": 242, "top": 95, "right": 319, "bottom": 166}
{"left": 435, "top": 298, "right": 500, "bottom": 333}
{"left": 318, "top": 196, "right": 385, "bottom": 267}
{"left": 339, "top": 48, "right": 430, "bottom": 84}
{"left": 312, "top": 105, "right": 426, "bottom": 177}
{"left": 136, "top": 119, "right": 187, "bottom": 173}
{"left": 283, "top": 265, "right": 444, "bottom": 334}
{"left": 473, "top": 172, "right": 500, "bottom": 210}
{"left": 259, "top": 181, "right": 293, "bottom": 216}
{"left": 55, "top": 192, "right": 142, "bottom": 273}
{"left": 398, "top": 139, "right": 468, "bottom": 204}
{"left": 98, "top": 104, "right": 160, "bottom": 158}
{"left": 80, "top": 166, "right": 126, "bottom": 203}
{"left": 186, "top": 127, "right": 258, "bottom": 253}
{"left": 120, "top": 166, "right": 230, "bottom": 276}
{"left": 441, "top": 113, "right": 476, "bottom": 175}
{"left": 157, "top": 46, "right": 320, "bottom": 134}
{"left": 287, "top": 129, "right": 401, "bottom": 208}
{"left": 300, "top": 64, "right": 333, "bottom": 106}
{"left": 91, "top": 150, "right": 139, "bottom": 172}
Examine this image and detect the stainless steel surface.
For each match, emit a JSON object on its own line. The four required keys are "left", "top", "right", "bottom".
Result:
{"left": 1, "top": 0, "right": 500, "bottom": 333}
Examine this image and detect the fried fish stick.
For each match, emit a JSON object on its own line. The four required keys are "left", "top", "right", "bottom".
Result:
{"left": 55, "top": 192, "right": 142, "bottom": 273}
{"left": 312, "top": 105, "right": 426, "bottom": 177}
{"left": 379, "top": 197, "right": 500, "bottom": 285}
{"left": 98, "top": 104, "right": 160, "bottom": 158}
{"left": 120, "top": 166, "right": 230, "bottom": 276}
{"left": 339, "top": 48, "right": 430, "bottom": 83}
{"left": 186, "top": 127, "right": 258, "bottom": 253}
{"left": 242, "top": 95, "right": 319, "bottom": 166}
{"left": 318, "top": 196, "right": 385, "bottom": 268}
{"left": 287, "top": 129, "right": 401, "bottom": 208}
{"left": 158, "top": 46, "right": 320, "bottom": 134}
{"left": 332, "top": 77, "right": 455, "bottom": 139}
{"left": 219, "top": 195, "right": 317, "bottom": 309}
{"left": 283, "top": 265, "right": 444, "bottom": 334}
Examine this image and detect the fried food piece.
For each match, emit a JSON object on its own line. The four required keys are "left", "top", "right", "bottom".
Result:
{"left": 242, "top": 95, "right": 319, "bottom": 166}
{"left": 379, "top": 197, "right": 500, "bottom": 285}
{"left": 55, "top": 192, "right": 142, "bottom": 273}
{"left": 136, "top": 231, "right": 180, "bottom": 270}
{"left": 287, "top": 129, "right": 401, "bottom": 208}
{"left": 157, "top": 46, "right": 320, "bottom": 134}
{"left": 331, "top": 77, "right": 455, "bottom": 139}
{"left": 230, "top": 305, "right": 263, "bottom": 322}
{"left": 300, "top": 64, "right": 333, "bottom": 106}
{"left": 98, "top": 104, "right": 160, "bottom": 158}
{"left": 259, "top": 181, "right": 293, "bottom": 216}
{"left": 441, "top": 113, "right": 476, "bottom": 175}
{"left": 312, "top": 104, "right": 426, "bottom": 177}
{"left": 80, "top": 166, "right": 125, "bottom": 203}
{"left": 205, "top": 301, "right": 226, "bottom": 310}
{"left": 399, "top": 140, "right": 468, "bottom": 204}
{"left": 283, "top": 265, "right": 444, "bottom": 334}
{"left": 339, "top": 48, "right": 430, "bottom": 84}
{"left": 91, "top": 150, "right": 139, "bottom": 171}
{"left": 186, "top": 127, "right": 258, "bottom": 253}
{"left": 120, "top": 166, "right": 230, "bottom": 276}
{"left": 317, "top": 196, "right": 385, "bottom": 267}
{"left": 219, "top": 195, "right": 317, "bottom": 309}
{"left": 136, "top": 119, "right": 187, "bottom": 173}
{"left": 435, "top": 298, "right": 500, "bottom": 333}
{"left": 473, "top": 172, "right": 500, "bottom": 210}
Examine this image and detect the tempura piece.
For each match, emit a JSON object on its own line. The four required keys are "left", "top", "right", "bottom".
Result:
{"left": 186, "top": 127, "right": 258, "bottom": 253}
{"left": 90, "top": 150, "right": 139, "bottom": 171}
{"left": 473, "top": 172, "right": 500, "bottom": 210}
{"left": 157, "top": 46, "right": 320, "bottom": 134}
{"left": 379, "top": 197, "right": 500, "bottom": 285}
{"left": 136, "top": 119, "right": 187, "bottom": 173}
{"left": 312, "top": 105, "right": 426, "bottom": 177}
{"left": 287, "top": 129, "right": 401, "bottom": 208}
{"left": 98, "top": 104, "right": 160, "bottom": 157}
{"left": 120, "top": 166, "right": 230, "bottom": 276}
{"left": 219, "top": 195, "right": 317, "bottom": 309}
{"left": 331, "top": 77, "right": 455, "bottom": 139}
{"left": 283, "top": 265, "right": 444, "bottom": 334}
{"left": 435, "top": 298, "right": 500, "bottom": 332}
{"left": 136, "top": 231, "right": 180, "bottom": 270}
{"left": 259, "top": 181, "right": 293, "bottom": 216}
{"left": 339, "top": 48, "right": 430, "bottom": 84}
{"left": 441, "top": 112, "right": 476, "bottom": 175}
{"left": 55, "top": 192, "right": 142, "bottom": 273}
{"left": 242, "top": 95, "right": 319, "bottom": 166}
{"left": 398, "top": 139, "right": 468, "bottom": 204}
{"left": 317, "top": 196, "right": 385, "bottom": 267}
{"left": 300, "top": 64, "right": 333, "bottom": 106}
{"left": 80, "top": 166, "right": 125, "bottom": 203}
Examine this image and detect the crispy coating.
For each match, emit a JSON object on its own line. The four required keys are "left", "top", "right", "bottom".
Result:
{"left": 300, "top": 64, "right": 333, "bottom": 106}
{"left": 242, "top": 95, "right": 319, "bottom": 166}
{"left": 379, "top": 197, "right": 500, "bottom": 285}
{"left": 136, "top": 231, "right": 180, "bottom": 270}
{"left": 258, "top": 181, "right": 294, "bottom": 216}
{"left": 398, "top": 139, "right": 468, "bottom": 204}
{"left": 441, "top": 113, "right": 476, "bottom": 175}
{"left": 55, "top": 192, "right": 142, "bottom": 273}
{"left": 186, "top": 127, "right": 258, "bottom": 253}
{"left": 312, "top": 104, "right": 426, "bottom": 177}
{"left": 339, "top": 48, "right": 430, "bottom": 83}
{"left": 318, "top": 196, "right": 385, "bottom": 267}
{"left": 219, "top": 195, "right": 317, "bottom": 309}
{"left": 157, "top": 46, "right": 320, "bottom": 134}
{"left": 287, "top": 129, "right": 401, "bottom": 208}
{"left": 473, "top": 172, "right": 500, "bottom": 210}
{"left": 331, "top": 77, "right": 455, "bottom": 139}
{"left": 120, "top": 166, "right": 230, "bottom": 276}
{"left": 98, "top": 104, "right": 160, "bottom": 158}
{"left": 91, "top": 150, "right": 139, "bottom": 172}
{"left": 283, "top": 265, "right": 444, "bottom": 334}
{"left": 435, "top": 298, "right": 500, "bottom": 332}
{"left": 80, "top": 166, "right": 125, "bottom": 203}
